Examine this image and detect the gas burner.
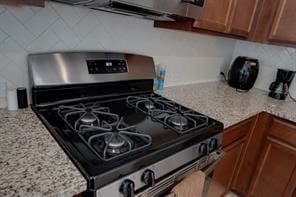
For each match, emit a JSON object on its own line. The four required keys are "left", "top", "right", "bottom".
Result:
{"left": 104, "top": 133, "right": 132, "bottom": 155}
{"left": 56, "top": 102, "right": 119, "bottom": 131}
{"left": 57, "top": 101, "right": 152, "bottom": 161}
{"left": 127, "top": 94, "right": 175, "bottom": 114}
{"left": 128, "top": 94, "right": 209, "bottom": 134}
{"left": 80, "top": 112, "right": 97, "bottom": 124}
{"left": 83, "top": 118, "right": 152, "bottom": 161}
{"left": 163, "top": 111, "right": 208, "bottom": 134}
{"left": 144, "top": 101, "right": 155, "bottom": 110}
{"left": 168, "top": 115, "right": 188, "bottom": 127}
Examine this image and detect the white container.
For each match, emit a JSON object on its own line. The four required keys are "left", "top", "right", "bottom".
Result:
{"left": 7, "top": 89, "right": 18, "bottom": 111}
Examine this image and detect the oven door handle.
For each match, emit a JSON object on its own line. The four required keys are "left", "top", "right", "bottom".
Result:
{"left": 203, "top": 150, "right": 225, "bottom": 176}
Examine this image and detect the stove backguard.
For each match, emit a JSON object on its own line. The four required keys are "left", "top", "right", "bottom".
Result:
{"left": 28, "top": 52, "right": 156, "bottom": 107}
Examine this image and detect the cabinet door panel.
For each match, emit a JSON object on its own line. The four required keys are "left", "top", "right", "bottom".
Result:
{"left": 231, "top": 113, "right": 271, "bottom": 194}
{"left": 269, "top": 0, "right": 296, "bottom": 43}
{"left": 269, "top": 117, "right": 296, "bottom": 147}
{"left": 222, "top": 117, "right": 254, "bottom": 148}
{"left": 207, "top": 139, "right": 246, "bottom": 196}
{"left": 283, "top": 168, "right": 296, "bottom": 197}
{"left": 229, "top": 0, "right": 260, "bottom": 37}
{"left": 249, "top": 137, "right": 296, "bottom": 197}
{"left": 193, "top": 0, "right": 234, "bottom": 33}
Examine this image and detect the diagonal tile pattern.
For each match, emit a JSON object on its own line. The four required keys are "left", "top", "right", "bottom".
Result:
{"left": 0, "top": 2, "right": 295, "bottom": 101}
{"left": 0, "top": 1, "right": 236, "bottom": 92}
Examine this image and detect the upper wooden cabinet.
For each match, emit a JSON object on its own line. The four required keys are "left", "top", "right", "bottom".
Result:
{"left": 193, "top": 0, "right": 260, "bottom": 37}
{"left": 250, "top": 0, "right": 296, "bottom": 45}
{"left": 0, "top": 0, "right": 44, "bottom": 7}
{"left": 228, "top": 0, "right": 260, "bottom": 37}
{"left": 268, "top": 0, "right": 296, "bottom": 44}
{"left": 193, "top": 0, "right": 234, "bottom": 33}
{"left": 155, "top": 0, "right": 296, "bottom": 47}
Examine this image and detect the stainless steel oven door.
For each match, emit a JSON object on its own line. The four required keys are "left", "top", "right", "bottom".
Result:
{"left": 137, "top": 150, "right": 225, "bottom": 197}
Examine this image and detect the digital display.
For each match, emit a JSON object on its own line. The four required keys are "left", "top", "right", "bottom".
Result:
{"left": 87, "top": 59, "right": 128, "bottom": 74}
{"left": 106, "top": 62, "right": 112, "bottom": 67}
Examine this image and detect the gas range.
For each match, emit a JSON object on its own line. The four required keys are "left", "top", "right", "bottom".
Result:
{"left": 29, "top": 52, "right": 224, "bottom": 197}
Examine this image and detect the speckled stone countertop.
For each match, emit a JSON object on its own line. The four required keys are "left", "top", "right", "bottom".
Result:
{"left": 1, "top": 81, "right": 295, "bottom": 197}
{"left": 0, "top": 109, "right": 87, "bottom": 196}
{"left": 161, "top": 81, "right": 296, "bottom": 128}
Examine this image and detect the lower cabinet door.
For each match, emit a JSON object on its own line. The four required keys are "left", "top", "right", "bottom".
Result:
{"left": 284, "top": 168, "right": 296, "bottom": 197}
{"left": 248, "top": 136, "right": 296, "bottom": 197}
{"left": 207, "top": 138, "right": 246, "bottom": 197}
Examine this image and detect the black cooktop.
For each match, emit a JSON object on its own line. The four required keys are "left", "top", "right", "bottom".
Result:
{"left": 33, "top": 92, "right": 223, "bottom": 191}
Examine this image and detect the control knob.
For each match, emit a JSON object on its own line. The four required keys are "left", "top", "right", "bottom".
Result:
{"left": 209, "top": 138, "right": 218, "bottom": 151}
{"left": 120, "top": 179, "right": 135, "bottom": 197}
{"left": 199, "top": 143, "right": 208, "bottom": 155}
{"left": 142, "top": 169, "right": 156, "bottom": 187}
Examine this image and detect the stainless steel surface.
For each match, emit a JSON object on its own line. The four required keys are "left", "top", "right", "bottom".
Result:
{"left": 202, "top": 150, "right": 224, "bottom": 175}
{"left": 96, "top": 133, "right": 223, "bottom": 197}
{"left": 138, "top": 150, "right": 224, "bottom": 197}
{"left": 51, "top": 0, "right": 205, "bottom": 21}
{"left": 28, "top": 52, "right": 156, "bottom": 87}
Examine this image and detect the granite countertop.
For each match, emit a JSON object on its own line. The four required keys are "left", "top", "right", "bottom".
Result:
{"left": 161, "top": 81, "right": 296, "bottom": 128}
{"left": 1, "top": 81, "right": 295, "bottom": 196}
{"left": 0, "top": 109, "right": 87, "bottom": 196}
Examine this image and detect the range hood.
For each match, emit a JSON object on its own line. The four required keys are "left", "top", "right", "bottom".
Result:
{"left": 52, "top": 0, "right": 205, "bottom": 21}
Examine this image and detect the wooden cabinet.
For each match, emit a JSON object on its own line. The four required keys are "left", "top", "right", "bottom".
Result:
{"left": 231, "top": 113, "right": 272, "bottom": 195}
{"left": 155, "top": 0, "right": 296, "bottom": 47}
{"left": 193, "top": 0, "right": 260, "bottom": 37}
{"left": 0, "top": 0, "right": 44, "bottom": 7}
{"left": 228, "top": 0, "right": 260, "bottom": 37}
{"left": 248, "top": 136, "right": 296, "bottom": 197}
{"left": 209, "top": 113, "right": 296, "bottom": 197}
{"left": 251, "top": 0, "right": 296, "bottom": 45}
{"left": 193, "top": 0, "right": 234, "bottom": 33}
{"left": 284, "top": 169, "right": 296, "bottom": 197}
{"left": 208, "top": 139, "right": 247, "bottom": 197}
{"left": 156, "top": 0, "right": 260, "bottom": 39}
{"left": 247, "top": 117, "right": 296, "bottom": 197}
{"left": 208, "top": 116, "right": 257, "bottom": 196}
{"left": 268, "top": 0, "right": 296, "bottom": 44}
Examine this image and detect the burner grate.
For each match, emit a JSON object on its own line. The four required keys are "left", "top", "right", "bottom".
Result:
{"left": 86, "top": 118, "right": 152, "bottom": 161}
{"left": 127, "top": 94, "right": 175, "bottom": 114}
{"left": 127, "top": 94, "right": 208, "bottom": 134}
{"left": 55, "top": 102, "right": 152, "bottom": 161}
{"left": 56, "top": 102, "right": 119, "bottom": 131}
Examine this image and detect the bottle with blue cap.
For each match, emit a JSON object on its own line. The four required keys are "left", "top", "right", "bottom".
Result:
{"left": 157, "top": 65, "right": 166, "bottom": 91}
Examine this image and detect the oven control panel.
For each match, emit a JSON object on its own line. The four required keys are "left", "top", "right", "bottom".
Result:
{"left": 96, "top": 133, "right": 223, "bottom": 197}
{"left": 87, "top": 59, "right": 128, "bottom": 74}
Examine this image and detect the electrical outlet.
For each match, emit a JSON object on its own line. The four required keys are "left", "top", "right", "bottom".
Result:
{"left": 0, "top": 82, "right": 7, "bottom": 98}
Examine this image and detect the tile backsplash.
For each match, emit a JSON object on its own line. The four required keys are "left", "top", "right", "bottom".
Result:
{"left": 0, "top": 1, "right": 235, "bottom": 92}
{"left": 232, "top": 41, "right": 296, "bottom": 97}
{"left": 1, "top": 1, "right": 296, "bottom": 101}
